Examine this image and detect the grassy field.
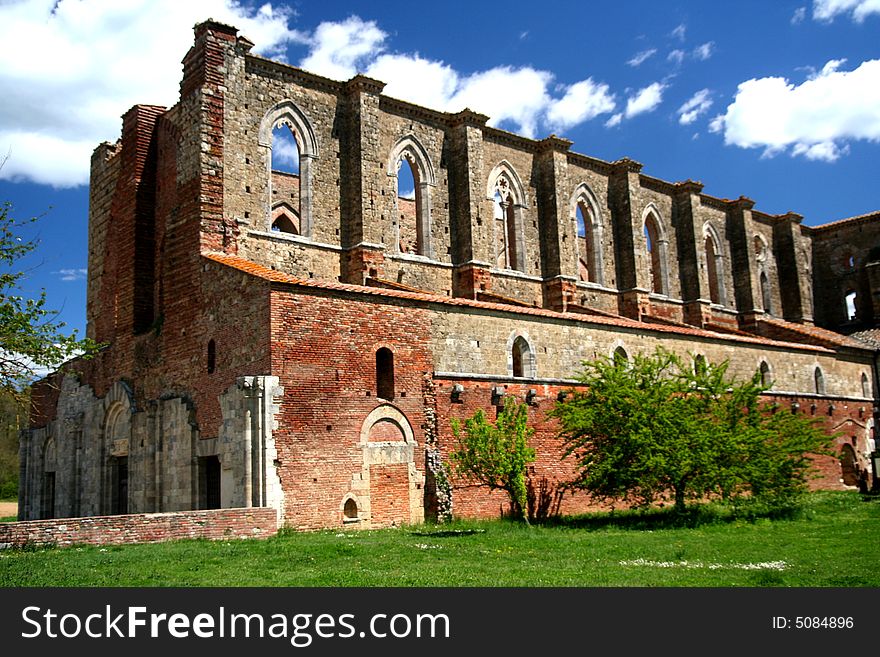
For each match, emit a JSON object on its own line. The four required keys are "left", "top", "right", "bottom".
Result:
{"left": 1, "top": 491, "right": 877, "bottom": 587}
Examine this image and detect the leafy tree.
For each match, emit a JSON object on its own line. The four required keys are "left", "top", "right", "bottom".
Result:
{"left": 449, "top": 396, "right": 536, "bottom": 523}
{"left": 552, "top": 348, "right": 833, "bottom": 513}
{"left": 0, "top": 388, "right": 26, "bottom": 499}
{"left": 0, "top": 199, "right": 99, "bottom": 398}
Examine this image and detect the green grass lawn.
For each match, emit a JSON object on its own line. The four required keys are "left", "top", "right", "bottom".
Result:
{"left": 1, "top": 491, "right": 877, "bottom": 587}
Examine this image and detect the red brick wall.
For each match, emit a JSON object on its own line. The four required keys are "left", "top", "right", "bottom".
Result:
{"left": 269, "top": 287, "right": 433, "bottom": 529}
{"left": 435, "top": 379, "right": 598, "bottom": 519}
{"left": 434, "top": 379, "right": 868, "bottom": 520}
{"left": 0, "top": 507, "right": 278, "bottom": 549}
{"left": 369, "top": 463, "right": 411, "bottom": 527}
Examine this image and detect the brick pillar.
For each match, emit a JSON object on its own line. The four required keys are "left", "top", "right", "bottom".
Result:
{"left": 101, "top": 105, "right": 165, "bottom": 341}
{"left": 182, "top": 20, "right": 239, "bottom": 255}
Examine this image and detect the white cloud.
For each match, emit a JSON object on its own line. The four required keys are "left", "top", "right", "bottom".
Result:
{"left": 627, "top": 48, "right": 657, "bottom": 67}
{"left": 678, "top": 89, "right": 713, "bottom": 125}
{"left": 605, "top": 113, "right": 623, "bottom": 128}
{"left": 55, "top": 268, "right": 88, "bottom": 282}
{"left": 693, "top": 42, "right": 715, "bottom": 61}
{"left": 671, "top": 24, "right": 687, "bottom": 41}
{"left": 625, "top": 82, "right": 667, "bottom": 118}
{"left": 792, "top": 6, "right": 808, "bottom": 23}
{"left": 299, "top": 16, "right": 386, "bottom": 80}
{"left": 0, "top": 7, "right": 622, "bottom": 188}
{"left": 366, "top": 53, "right": 459, "bottom": 110}
{"left": 712, "top": 58, "right": 880, "bottom": 161}
{"left": 668, "top": 49, "right": 686, "bottom": 65}
{"left": 0, "top": 0, "right": 299, "bottom": 188}
{"left": 316, "top": 22, "right": 617, "bottom": 139}
{"left": 449, "top": 67, "right": 553, "bottom": 138}
{"left": 546, "top": 79, "right": 617, "bottom": 130}
{"left": 792, "top": 141, "right": 850, "bottom": 161}
{"left": 813, "top": 0, "right": 880, "bottom": 22}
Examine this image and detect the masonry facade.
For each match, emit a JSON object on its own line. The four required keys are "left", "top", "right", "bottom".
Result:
{"left": 19, "top": 21, "right": 880, "bottom": 527}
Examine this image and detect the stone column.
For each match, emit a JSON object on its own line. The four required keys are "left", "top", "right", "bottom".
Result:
{"left": 447, "top": 109, "right": 493, "bottom": 299}
{"left": 673, "top": 180, "right": 713, "bottom": 327}
{"left": 726, "top": 196, "right": 761, "bottom": 319}
{"left": 535, "top": 136, "right": 578, "bottom": 311}
{"left": 608, "top": 157, "right": 649, "bottom": 319}
{"left": 340, "top": 74, "right": 388, "bottom": 284}
{"left": 773, "top": 212, "right": 814, "bottom": 324}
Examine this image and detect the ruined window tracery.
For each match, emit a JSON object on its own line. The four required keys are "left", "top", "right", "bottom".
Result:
{"left": 488, "top": 162, "right": 528, "bottom": 273}
{"left": 704, "top": 224, "right": 726, "bottom": 306}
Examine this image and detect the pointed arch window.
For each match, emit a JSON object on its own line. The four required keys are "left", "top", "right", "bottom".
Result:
{"left": 814, "top": 367, "right": 825, "bottom": 395}
{"left": 388, "top": 135, "right": 436, "bottom": 259}
{"left": 613, "top": 346, "right": 629, "bottom": 365}
{"left": 259, "top": 101, "right": 318, "bottom": 238}
{"left": 572, "top": 184, "right": 604, "bottom": 286}
{"left": 759, "top": 361, "right": 771, "bottom": 388}
{"left": 511, "top": 336, "right": 532, "bottom": 378}
{"left": 271, "top": 206, "right": 300, "bottom": 235}
{"left": 862, "top": 372, "right": 871, "bottom": 398}
{"left": 704, "top": 228, "right": 726, "bottom": 306}
{"left": 643, "top": 209, "right": 668, "bottom": 295}
{"left": 488, "top": 163, "right": 528, "bottom": 273}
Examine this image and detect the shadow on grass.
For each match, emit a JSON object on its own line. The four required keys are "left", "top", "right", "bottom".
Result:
{"left": 542, "top": 501, "right": 803, "bottom": 531}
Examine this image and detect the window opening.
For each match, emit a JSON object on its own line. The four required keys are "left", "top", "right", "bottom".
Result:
{"left": 207, "top": 339, "right": 216, "bottom": 374}
{"left": 512, "top": 336, "right": 531, "bottom": 378}
{"left": 814, "top": 367, "right": 825, "bottom": 395}
{"left": 845, "top": 290, "right": 857, "bottom": 321}
{"left": 644, "top": 214, "right": 663, "bottom": 294}
{"left": 376, "top": 348, "right": 395, "bottom": 400}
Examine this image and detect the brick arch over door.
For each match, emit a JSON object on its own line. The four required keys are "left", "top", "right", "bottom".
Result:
{"left": 357, "top": 405, "right": 422, "bottom": 528}
{"left": 258, "top": 100, "right": 319, "bottom": 237}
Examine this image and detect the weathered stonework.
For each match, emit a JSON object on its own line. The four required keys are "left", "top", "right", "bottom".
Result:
{"left": 19, "top": 20, "right": 880, "bottom": 532}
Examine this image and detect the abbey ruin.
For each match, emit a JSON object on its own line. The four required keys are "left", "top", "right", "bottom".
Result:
{"left": 17, "top": 21, "right": 880, "bottom": 529}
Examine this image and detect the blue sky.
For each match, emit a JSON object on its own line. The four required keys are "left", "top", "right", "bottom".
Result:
{"left": 1, "top": 0, "right": 879, "bottom": 340}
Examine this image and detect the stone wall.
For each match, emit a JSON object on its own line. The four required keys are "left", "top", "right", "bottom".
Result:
{"left": 811, "top": 212, "right": 880, "bottom": 329}
{"left": 0, "top": 507, "right": 278, "bottom": 549}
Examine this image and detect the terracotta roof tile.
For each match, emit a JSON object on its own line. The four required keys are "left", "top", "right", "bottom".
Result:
{"left": 204, "top": 252, "right": 835, "bottom": 354}
{"left": 756, "top": 316, "right": 870, "bottom": 350}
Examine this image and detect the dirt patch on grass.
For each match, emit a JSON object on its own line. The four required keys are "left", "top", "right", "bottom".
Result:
{"left": 0, "top": 502, "right": 18, "bottom": 518}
